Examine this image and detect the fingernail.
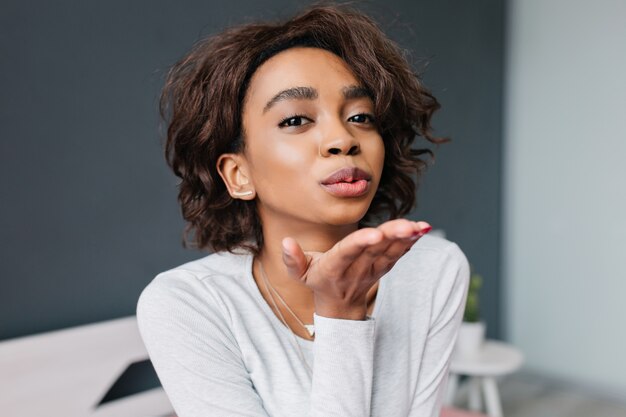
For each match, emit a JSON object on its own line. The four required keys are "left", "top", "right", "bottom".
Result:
{"left": 410, "top": 225, "right": 432, "bottom": 239}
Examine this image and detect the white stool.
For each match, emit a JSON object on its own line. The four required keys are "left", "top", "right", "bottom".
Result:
{"left": 445, "top": 340, "right": 523, "bottom": 417}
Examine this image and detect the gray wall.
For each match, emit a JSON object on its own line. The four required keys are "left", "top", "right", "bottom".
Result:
{"left": 504, "top": 0, "right": 626, "bottom": 395}
{"left": 1, "top": 0, "right": 505, "bottom": 340}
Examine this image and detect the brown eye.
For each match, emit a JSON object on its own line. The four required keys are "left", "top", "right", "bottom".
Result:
{"left": 278, "top": 115, "right": 312, "bottom": 127}
{"left": 348, "top": 114, "right": 376, "bottom": 124}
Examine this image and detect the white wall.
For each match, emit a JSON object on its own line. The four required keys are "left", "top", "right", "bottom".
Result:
{"left": 504, "top": 0, "right": 626, "bottom": 396}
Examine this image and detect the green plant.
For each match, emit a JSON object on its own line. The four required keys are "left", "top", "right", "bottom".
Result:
{"left": 463, "top": 270, "right": 483, "bottom": 322}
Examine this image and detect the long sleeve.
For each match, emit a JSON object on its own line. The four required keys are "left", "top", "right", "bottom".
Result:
{"left": 408, "top": 243, "right": 470, "bottom": 416}
{"left": 136, "top": 274, "right": 271, "bottom": 417}
{"left": 137, "top": 271, "right": 378, "bottom": 417}
{"left": 310, "top": 314, "right": 376, "bottom": 416}
{"left": 136, "top": 239, "right": 470, "bottom": 417}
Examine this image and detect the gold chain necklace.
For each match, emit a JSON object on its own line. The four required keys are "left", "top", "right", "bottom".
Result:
{"left": 258, "top": 260, "right": 315, "bottom": 338}
{"left": 258, "top": 260, "right": 313, "bottom": 377}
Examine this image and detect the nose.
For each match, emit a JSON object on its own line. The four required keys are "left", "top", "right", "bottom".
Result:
{"left": 319, "top": 121, "right": 360, "bottom": 157}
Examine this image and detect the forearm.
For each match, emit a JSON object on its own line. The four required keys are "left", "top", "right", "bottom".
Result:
{"left": 309, "top": 313, "right": 376, "bottom": 417}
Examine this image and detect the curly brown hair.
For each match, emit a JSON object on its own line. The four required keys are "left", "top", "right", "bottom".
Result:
{"left": 160, "top": 3, "right": 446, "bottom": 255}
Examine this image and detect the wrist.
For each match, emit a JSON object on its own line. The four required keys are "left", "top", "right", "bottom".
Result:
{"left": 314, "top": 297, "right": 368, "bottom": 320}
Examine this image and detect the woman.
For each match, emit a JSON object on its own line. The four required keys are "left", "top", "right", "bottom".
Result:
{"left": 137, "top": 4, "right": 469, "bottom": 417}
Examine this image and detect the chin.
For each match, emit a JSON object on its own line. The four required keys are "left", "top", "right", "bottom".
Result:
{"left": 321, "top": 204, "right": 371, "bottom": 226}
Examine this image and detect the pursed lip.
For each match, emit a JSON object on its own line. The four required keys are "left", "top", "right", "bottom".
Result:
{"left": 320, "top": 167, "right": 372, "bottom": 185}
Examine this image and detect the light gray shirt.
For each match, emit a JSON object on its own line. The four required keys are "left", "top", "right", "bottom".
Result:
{"left": 137, "top": 234, "right": 469, "bottom": 417}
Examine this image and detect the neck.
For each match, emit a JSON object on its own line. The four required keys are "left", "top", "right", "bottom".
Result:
{"left": 254, "top": 214, "right": 359, "bottom": 311}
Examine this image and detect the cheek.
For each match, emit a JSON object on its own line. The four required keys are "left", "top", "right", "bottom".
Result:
{"left": 250, "top": 139, "right": 314, "bottom": 187}
{"left": 366, "top": 136, "right": 385, "bottom": 170}
{"left": 366, "top": 138, "right": 386, "bottom": 190}
{"left": 262, "top": 136, "right": 318, "bottom": 185}
{"left": 377, "top": 140, "right": 385, "bottom": 165}
{"left": 273, "top": 139, "right": 315, "bottom": 166}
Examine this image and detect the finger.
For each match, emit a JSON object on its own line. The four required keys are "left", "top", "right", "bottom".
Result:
{"left": 354, "top": 220, "right": 430, "bottom": 274}
{"left": 311, "top": 221, "right": 432, "bottom": 278}
{"left": 281, "top": 237, "right": 309, "bottom": 281}
{"left": 357, "top": 219, "right": 412, "bottom": 265}
{"left": 371, "top": 238, "right": 415, "bottom": 273}
{"left": 377, "top": 218, "right": 415, "bottom": 238}
{"left": 357, "top": 219, "right": 427, "bottom": 264}
{"left": 377, "top": 219, "right": 431, "bottom": 240}
{"left": 372, "top": 222, "right": 432, "bottom": 273}
{"left": 322, "top": 227, "right": 385, "bottom": 274}
{"left": 413, "top": 221, "right": 432, "bottom": 235}
{"left": 331, "top": 221, "right": 409, "bottom": 279}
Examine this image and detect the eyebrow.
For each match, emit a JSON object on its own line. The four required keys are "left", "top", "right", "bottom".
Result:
{"left": 262, "top": 85, "right": 373, "bottom": 114}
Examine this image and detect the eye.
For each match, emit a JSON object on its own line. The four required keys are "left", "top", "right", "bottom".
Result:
{"left": 348, "top": 113, "right": 376, "bottom": 124}
{"left": 278, "top": 115, "right": 312, "bottom": 128}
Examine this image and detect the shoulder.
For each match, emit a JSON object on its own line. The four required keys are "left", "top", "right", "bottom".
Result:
{"left": 136, "top": 250, "right": 252, "bottom": 322}
{"left": 382, "top": 234, "right": 470, "bottom": 326}
{"left": 135, "top": 252, "right": 249, "bottom": 380}
{"left": 386, "top": 233, "right": 470, "bottom": 296}
{"left": 158, "top": 249, "right": 251, "bottom": 281}
{"left": 396, "top": 233, "right": 468, "bottom": 273}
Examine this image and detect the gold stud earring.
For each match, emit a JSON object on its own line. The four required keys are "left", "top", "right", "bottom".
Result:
{"left": 232, "top": 190, "right": 253, "bottom": 197}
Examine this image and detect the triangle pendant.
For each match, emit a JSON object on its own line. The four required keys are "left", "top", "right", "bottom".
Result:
{"left": 304, "top": 324, "right": 315, "bottom": 337}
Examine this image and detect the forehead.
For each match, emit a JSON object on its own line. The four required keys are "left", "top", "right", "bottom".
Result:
{"left": 244, "top": 47, "right": 360, "bottom": 108}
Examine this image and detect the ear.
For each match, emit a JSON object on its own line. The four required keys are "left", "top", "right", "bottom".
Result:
{"left": 216, "top": 153, "right": 255, "bottom": 200}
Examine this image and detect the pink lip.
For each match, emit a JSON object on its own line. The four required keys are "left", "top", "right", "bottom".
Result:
{"left": 320, "top": 167, "right": 372, "bottom": 197}
{"left": 321, "top": 167, "right": 372, "bottom": 185}
{"left": 321, "top": 180, "right": 370, "bottom": 197}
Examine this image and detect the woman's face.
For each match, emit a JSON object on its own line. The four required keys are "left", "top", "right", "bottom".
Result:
{"left": 240, "top": 47, "right": 385, "bottom": 229}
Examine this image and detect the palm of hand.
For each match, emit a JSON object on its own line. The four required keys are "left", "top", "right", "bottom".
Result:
{"left": 281, "top": 219, "right": 432, "bottom": 317}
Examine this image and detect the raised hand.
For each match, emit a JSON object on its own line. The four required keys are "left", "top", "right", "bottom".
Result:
{"left": 281, "top": 219, "right": 432, "bottom": 320}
